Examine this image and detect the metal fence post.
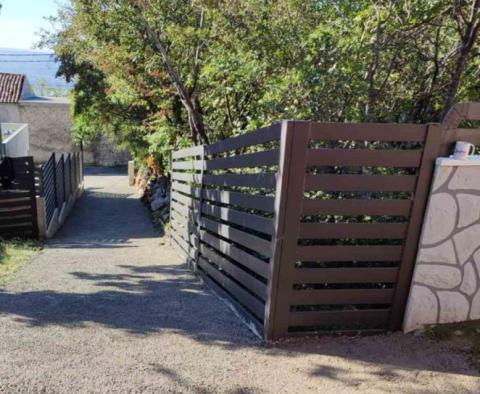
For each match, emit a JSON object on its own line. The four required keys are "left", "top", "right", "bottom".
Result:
{"left": 194, "top": 144, "right": 206, "bottom": 271}
{"left": 389, "top": 124, "right": 445, "bottom": 330}
{"left": 264, "top": 120, "right": 310, "bottom": 340}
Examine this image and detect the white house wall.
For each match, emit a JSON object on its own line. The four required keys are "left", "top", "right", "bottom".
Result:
{"left": 0, "top": 99, "right": 129, "bottom": 165}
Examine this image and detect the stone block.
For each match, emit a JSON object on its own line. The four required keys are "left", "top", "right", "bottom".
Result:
{"left": 438, "top": 291, "right": 469, "bottom": 323}
{"left": 422, "top": 193, "right": 457, "bottom": 245}
{"left": 415, "top": 264, "right": 462, "bottom": 289}
{"left": 453, "top": 224, "right": 480, "bottom": 265}
{"left": 460, "top": 262, "right": 477, "bottom": 296}
{"left": 457, "top": 193, "right": 480, "bottom": 228}
{"left": 403, "top": 285, "right": 438, "bottom": 332}
{"left": 417, "top": 239, "right": 457, "bottom": 265}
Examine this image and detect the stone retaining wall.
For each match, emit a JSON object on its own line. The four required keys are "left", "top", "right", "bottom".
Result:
{"left": 403, "top": 160, "right": 480, "bottom": 332}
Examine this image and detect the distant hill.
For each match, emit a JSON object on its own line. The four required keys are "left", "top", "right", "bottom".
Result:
{"left": 0, "top": 48, "right": 73, "bottom": 97}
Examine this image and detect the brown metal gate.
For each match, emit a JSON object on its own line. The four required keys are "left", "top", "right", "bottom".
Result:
{"left": 169, "top": 103, "right": 480, "bottom": 340}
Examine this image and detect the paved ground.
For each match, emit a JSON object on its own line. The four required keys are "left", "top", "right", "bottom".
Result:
{"left": 0, "top": 167, "right": 479, "bottom": 393}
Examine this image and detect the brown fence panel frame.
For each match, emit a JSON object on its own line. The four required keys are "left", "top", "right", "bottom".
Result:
{"left": 169, "top": 104, "right": 480, "bottom": 340}
{"left": 267, "top": 121, "right": 437, "bottom": 338}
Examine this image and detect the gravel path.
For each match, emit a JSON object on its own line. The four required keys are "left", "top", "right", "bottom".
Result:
{"left": 0, "top": 167, "right": 479, "bottom": 393}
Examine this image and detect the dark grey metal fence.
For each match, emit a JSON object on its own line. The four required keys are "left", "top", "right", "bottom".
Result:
{"left": 40, "top": 152, "right": 83, "bottom": 228}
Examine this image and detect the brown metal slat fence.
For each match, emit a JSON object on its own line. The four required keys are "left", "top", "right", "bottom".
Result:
{"left": 169, "top": 102, "right": 480, "bottom": 340}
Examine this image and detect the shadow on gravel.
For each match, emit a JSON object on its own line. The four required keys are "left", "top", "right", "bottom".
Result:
{"left": 0, "top": 262, "right": 479, "bottom": 380}
{"left": 0, "top": 263, "right": 254, "bottom": 348}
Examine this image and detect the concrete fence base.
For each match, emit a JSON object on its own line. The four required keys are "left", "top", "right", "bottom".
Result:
{"left": 37, "top": 183, "right": 84, "bottom": 240}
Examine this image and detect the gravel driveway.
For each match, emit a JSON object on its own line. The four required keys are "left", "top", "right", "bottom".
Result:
{"left": 0, "top": 167, "right": 479, "bottom": 393}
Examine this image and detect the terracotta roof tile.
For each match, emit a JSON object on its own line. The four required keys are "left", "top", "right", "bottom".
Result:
{"left": 0, "top": 72, "right": 25, "bottom": 103}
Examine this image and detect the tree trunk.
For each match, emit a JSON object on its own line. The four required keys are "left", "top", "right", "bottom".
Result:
{"left": 132, "top": 2, "right": 209, "bottom": 145}
{"left": 441, "top": 1, "right": 480, "bottom": 119}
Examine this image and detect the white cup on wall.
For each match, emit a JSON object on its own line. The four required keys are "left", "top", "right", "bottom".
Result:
{"left": 453, "top": 141, "right": 475, "bottom": 160}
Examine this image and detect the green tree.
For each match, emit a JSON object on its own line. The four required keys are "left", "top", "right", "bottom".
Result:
{"left": 43, "top": 0, "right": 480, "bottom": 167}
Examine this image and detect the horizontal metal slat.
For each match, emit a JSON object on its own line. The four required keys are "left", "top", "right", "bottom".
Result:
{"left": 198, "top": 257, "right": 265, "bottom": 320}
{"left": 199, "top": 244, "right": 267, "bottom": 300}
{"left": 309, "top": 123, "right": 427, "bottom": 142}
{"left": 201, "top": 217, "right": 272, "bottom": 258}
{"left": 201, "top": 203, "right": 274, "bottom": 235}
{"left": 172, "top": 145, "right": 204, "bottom": 160}
{"left": 171, "top": 172, "right": 202, "bottom": 183}
{"left": 306, "top": 149, "right": 422, "bottom": 167}
{"left": 0, "top": 207, "right": 32, "bottom": 218}
{"left": 171, "top": 160, "right": 203, "bottom": 171}
{"left": 202, "top": 189, "right": 275, "bottom": 212}
{"left": 0, "top": 200, "right": 32, "bottom": 209}
{"left": 203, "top": 173, "right": 276, "bottom": 189}
{"left": 296, "top": 245, "right": 404, "bottom": 262}
{"left": 304, "top": 175, "right": 417, "bottom": 192}
{"left": 0, "top": 216, "right": 33, "bottom": 225}
{"left": 171, "top": 191, "right": 199, "bottom": 208}
{"left": 288, "top": 309, "right": 391, "bottom": 327}
{"left": 292, "top": 267, "right": 399, "bottom": 283}
{"left": 205, "top": 149, "right": 279, "bottom": 170}
{"left": 171, "top": 233, "right": 196, "bottom": 260}
{"left": 171, "top": 182, "right": 201, "bottom": 198}
{"left": 0, "top": 191, "right": 31, "bottom": 199}
{"left": 289, "top": 289, "right": 395, "bottom": 305}
{"left": 301, "top": 199, "right": 412, "bottom": 216}
{"left": 200, "top": 230, "right": 270, "bottom": 278}
{"left": 298, "top": 223, "right": 408, "bottom": 239}
{"left": 170, "top": 200, "right": 197, "bottom": 218}
{"left": 205, "top": 124, "right": 281, "bottom": 155}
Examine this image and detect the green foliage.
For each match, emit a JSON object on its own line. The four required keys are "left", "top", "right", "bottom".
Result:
{"left": 44, "top": 0, "right": 480, "bottom": 168}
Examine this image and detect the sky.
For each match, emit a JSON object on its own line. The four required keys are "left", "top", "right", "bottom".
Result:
{"left": 0, "top": 0, "right": 64, "bottom": 50}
